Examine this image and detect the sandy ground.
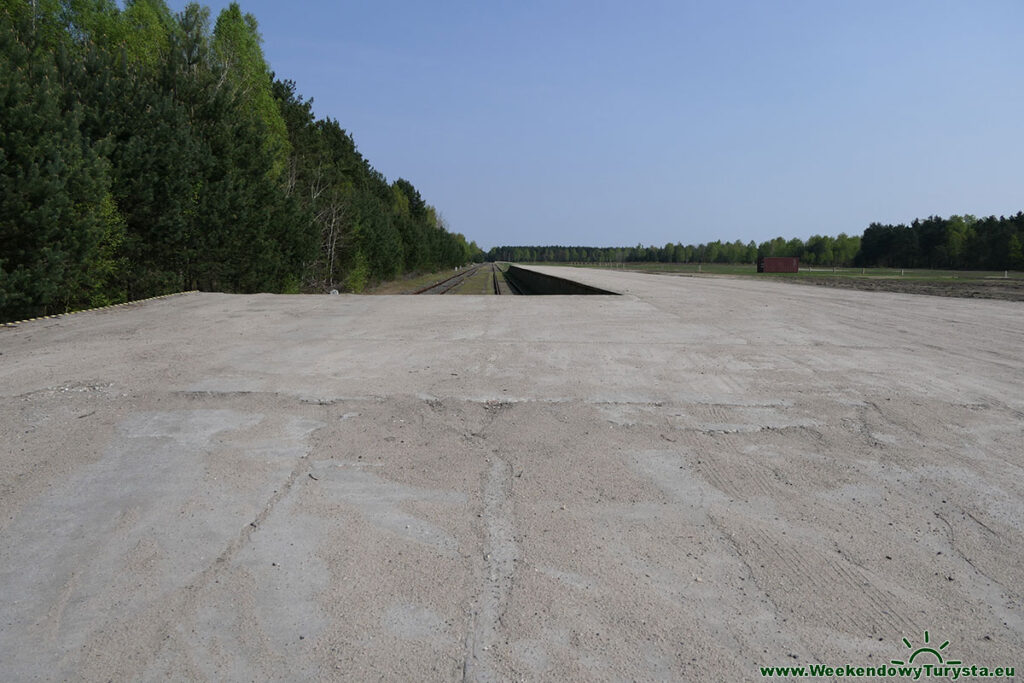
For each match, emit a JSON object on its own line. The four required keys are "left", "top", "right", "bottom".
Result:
{"left": 1, "top": 267, "right": 1022, "bottom": 681}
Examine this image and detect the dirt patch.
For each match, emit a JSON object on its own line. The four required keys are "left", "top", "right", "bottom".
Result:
{"left": 766, "top": 275, "right": 1024, "bottom": 301}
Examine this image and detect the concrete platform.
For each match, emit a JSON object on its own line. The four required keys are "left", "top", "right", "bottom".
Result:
{"left": 2, "top": 266, "right": 1022, "bottom": 680}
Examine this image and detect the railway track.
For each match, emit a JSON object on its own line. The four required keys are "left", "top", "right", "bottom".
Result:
{"left": 415, "top": 263, "right": 520, "bottom": 295}
{"left": 493, "top": 263, "right": 521, "bottom": 295}
{"left": 413, "top": 263, "right": 489, "bottom": 295}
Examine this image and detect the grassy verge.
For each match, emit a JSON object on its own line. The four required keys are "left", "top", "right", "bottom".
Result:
{"left": 365, "top": 267, "right": 470, "bottom": 294}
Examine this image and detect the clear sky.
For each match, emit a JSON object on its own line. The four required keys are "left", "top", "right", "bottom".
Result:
{"left": 171, "top": 0, "right": 1024, "bottom": 250}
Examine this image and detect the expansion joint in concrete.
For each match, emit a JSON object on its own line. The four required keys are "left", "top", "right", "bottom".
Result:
{"left": 463, "top": 457, "right": 518, "bottom": 682}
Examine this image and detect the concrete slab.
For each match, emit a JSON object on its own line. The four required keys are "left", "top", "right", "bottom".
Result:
{"left": 1, "top": 268, "right": 1022, "bottom": 680}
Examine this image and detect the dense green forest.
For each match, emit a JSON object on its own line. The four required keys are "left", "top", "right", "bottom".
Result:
{"left": 489, "top": 214, "right": 1024, "bottom": 270}
{"left": 857, "top": 214, "right": 1024, "bottom": 269}
{"left": 0, "top": 0, "right": 481, "bottom": 323}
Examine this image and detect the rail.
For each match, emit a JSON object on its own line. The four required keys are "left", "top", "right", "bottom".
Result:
{"left": 413, "top": 264, "right": 488, "bottom": 295}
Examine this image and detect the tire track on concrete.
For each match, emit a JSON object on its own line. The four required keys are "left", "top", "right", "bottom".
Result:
{"left": 463, "top": 457, "right": 517, "bottom": 682}
{"left": 717, "top": 519, "right": 918, "bottom": 638}
{"left": 695, "top": 449, "right": 778, "bottom": 501}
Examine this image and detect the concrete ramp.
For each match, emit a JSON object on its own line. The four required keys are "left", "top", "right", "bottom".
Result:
{"left": 1, "top": 273, "right": 1022, "bottom": 680}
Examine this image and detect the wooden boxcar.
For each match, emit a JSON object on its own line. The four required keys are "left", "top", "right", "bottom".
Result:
{"left": 757, "top": 257, "right": 799, "bottom": 273}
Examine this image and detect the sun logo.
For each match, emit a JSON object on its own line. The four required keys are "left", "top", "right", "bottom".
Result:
{"left": 891, "top": 631, "right": 961, "bottom": 666}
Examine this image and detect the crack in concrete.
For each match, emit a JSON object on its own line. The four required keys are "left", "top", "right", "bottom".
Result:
{"left": 933, "top": 511, "right": 995, "bottom": 584}
{"left": 126, "top": 437, "right": 316, "bottom": 675}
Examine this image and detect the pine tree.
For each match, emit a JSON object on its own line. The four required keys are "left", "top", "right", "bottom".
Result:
{"left": 212, "top": 3, "right": 289, "bottom": 179}
{"left": 0, "top": 15, "right": 123, "bottom": 321}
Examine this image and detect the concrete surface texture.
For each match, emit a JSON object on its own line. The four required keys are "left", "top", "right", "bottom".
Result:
{"left": 1, "top": 266, "right": 1022, "bottom": 681}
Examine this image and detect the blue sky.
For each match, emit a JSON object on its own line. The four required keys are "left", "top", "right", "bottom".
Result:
{"left": 172, "top": 1, "right": 1024, "bottom": 249}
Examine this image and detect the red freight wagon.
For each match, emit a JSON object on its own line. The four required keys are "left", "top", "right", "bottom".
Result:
{"left": 758, "top": 257, "right": 799, "bottom": 273}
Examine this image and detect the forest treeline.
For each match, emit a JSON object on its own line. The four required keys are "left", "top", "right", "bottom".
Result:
{"left": 489, "top": 213, "right": 1024, "bottom": 270}
{"left": 0, "top": 0, "right": 482, "bottom": 323}
{"left": 488, "top": 234, "right": 859, "bottom": 267}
